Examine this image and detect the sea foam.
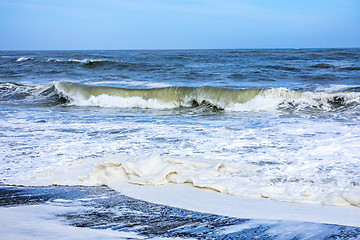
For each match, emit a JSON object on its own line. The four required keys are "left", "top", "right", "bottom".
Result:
{"left": 11, "top": 152, "right": 360, "bottom": 208}
{"left": 81, "top": 154, "right": 360, "bottom": 207}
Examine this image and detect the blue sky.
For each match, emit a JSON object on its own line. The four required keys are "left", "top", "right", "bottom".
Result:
{"left": 0, "top": 0, "right": 359, "bottom": 50}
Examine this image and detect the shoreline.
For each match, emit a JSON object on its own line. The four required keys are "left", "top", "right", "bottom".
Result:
{"left": 1, "top": 184, "right": 359, "bottom": 239}
{"left": 108, "top": 182, "right": 360, "bottom": 228}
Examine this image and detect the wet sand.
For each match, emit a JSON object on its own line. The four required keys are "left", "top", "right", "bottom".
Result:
{"left": 1, "top": 184, "right": 360, "bottom": 239}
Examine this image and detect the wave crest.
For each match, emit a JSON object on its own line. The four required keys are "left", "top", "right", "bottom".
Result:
{"left": 68, "top": 58, "right": 119, "bottom": 66}
{"left": 2, "top": 81, "right": 360, "bottom": 112}
{"left": 54, "top": 82, "right": 262, "bottom": 109}
{"left": 16, "top": 57, "right": 34, "bottom": 62}
{"left": 53, "top": 82, "right": 360, "bottom": 112}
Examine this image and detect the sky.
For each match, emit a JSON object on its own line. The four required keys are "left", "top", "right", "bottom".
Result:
{"left": 0, "top": 0, "right": 359, "bottom": 50}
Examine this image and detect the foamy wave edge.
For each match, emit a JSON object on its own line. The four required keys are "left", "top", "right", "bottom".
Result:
{"left": 9, "top": 154, "right": 360, "bottom": 208}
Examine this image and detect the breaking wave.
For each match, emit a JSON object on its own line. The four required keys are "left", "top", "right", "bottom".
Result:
{"left": 0, "top": 82, "right": 66, "bottom": 104}
{"left": 1, "top": 81, "right": 360, "bottom": 112}
{"left": 53, "top": 82, "right": 360, "bottom": 112}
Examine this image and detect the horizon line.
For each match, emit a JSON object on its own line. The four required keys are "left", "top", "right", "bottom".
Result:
{"left": 1, "top": 47, "right": 360, "bottom": 51}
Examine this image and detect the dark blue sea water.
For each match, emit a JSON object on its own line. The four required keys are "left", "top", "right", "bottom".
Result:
{"left": 1, "top": 49, "right": 360, "bottom": 90}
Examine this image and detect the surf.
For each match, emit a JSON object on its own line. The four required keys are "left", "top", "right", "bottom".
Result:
{"left": 1, "top": 81, "right": 360, "bottom": 112}
{"left": 53, "top": 82, "right": 360, "bottom": 112}
{"left": 54, "top": 81, "right": 262, "bottom": 110}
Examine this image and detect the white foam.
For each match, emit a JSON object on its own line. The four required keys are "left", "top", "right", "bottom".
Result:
{"left": 80, "top": 154, "right": 360, "bottom": 207}
{"left": 145, "top": 82, "right": 173, "bottom": 88}
{"left": 219, "top": 219, "right": 336, "bottom": 239}
{"left": 230, "top": 88, "right": 287, "bottom": 111}
{"left": 68, "top": 58, "right": 119, "bottom": 64}
{"left": 10, "top": 151, "right": 360, "bottom": 225}
{"left": 47, "top": 58, "right": 61, "bottom": 62}
{"left": 0, "top": 204, "right": 145, "bottom": 240}
{"left": 231, "top": 88, "right": 360, "bottom": 112}
{"left": 77, "top": 94, "right": 176, "bottom": 109}
{"left": 315, "top": 84, "right": 360, "bottom": 92}
{"left": 10, "top": 157, "right": 360, "bottom": 227}
{"left": 101, "top": 182, "right": 360, "bottom": 227}
{"left": 16, "top": 57, "right": 34, "bottom": 62}
{"left": 4, "top": 105, "right": 360, "bottom": 210}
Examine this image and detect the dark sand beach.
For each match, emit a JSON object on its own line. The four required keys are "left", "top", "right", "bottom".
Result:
{"left": 1, "top": 184, "right": 360, "bottom": 239}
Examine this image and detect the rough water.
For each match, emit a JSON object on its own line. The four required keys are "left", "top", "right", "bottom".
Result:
{"left": 1, "top": 49, "right": 360, "bottom": 210}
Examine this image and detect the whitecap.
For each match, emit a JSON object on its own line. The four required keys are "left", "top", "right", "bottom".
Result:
{"left": 16, "top": 57, "right": 34, "bottom": 62}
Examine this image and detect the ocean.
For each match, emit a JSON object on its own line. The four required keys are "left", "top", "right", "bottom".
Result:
{"left": 1, "top": 49, "right": 360, "bottom": 239}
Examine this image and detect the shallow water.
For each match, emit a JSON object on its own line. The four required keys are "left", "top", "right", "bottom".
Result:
{"left": 1, "top": 184, "right": 360, "bottom": 239}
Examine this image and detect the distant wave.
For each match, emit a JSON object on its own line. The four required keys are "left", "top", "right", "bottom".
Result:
{"left": 47, "top": 58, "right": 61, "bottom": 62}
{"left": 310, "top": 63, "right": 360, "bottom": 71}
{"left": 16, "top": 57, "right": 34, "bottom": 62}
{"left": 262, "top": 65, "right": 300, "bottom": 72}
{"left": 68, "top": 58, "right": 119, "bottom": 65}
{"left": 13, "top": 56, "right": 360, "bottom": 72}
{"left": 315, "top": 84, "right": 360, "bottom": 92}
{"left": 66, "top": 58, "right": 162, "bottom": 70}
{"left": 16, "top": 57, "right": 130, "bottom": 69}
{"left": 51, "top": 58, "right": 139, "bottom": 69}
